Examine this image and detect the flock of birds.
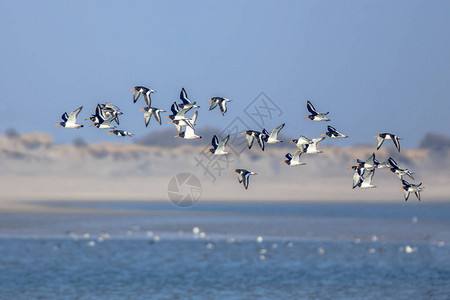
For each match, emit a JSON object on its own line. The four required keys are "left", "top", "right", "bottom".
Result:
{"left": 56, "top": 86, "right": 424, "bottom": 201}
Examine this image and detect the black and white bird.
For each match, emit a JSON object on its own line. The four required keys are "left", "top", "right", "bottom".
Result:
{"left": 232, "top": 169, "right": 257, "bottom": 190}
{"left": 178, "top": 88, "right": 199, "bottom": 109}
{"left": 206, "top": 135, "right": 230, "bottom": 155}
{"left": 242, "top": 130, "right": 266, "bottom": 151}
{"left": 174, "top": 112, "right": 200, "bottom": 139}
{"left": 305, "top": 101, "right": 330, "bottom": 121}
{"left": 281, "top": 151, "right": 306, "bottom": 166}
{"left": 98, "top": 103, "right": 122, "bottom": 125}
{"left": 56, "top": 106, "right": 84, "bottom": 129}
{"left": 109, "top": 130, "right": 133, "bottom": 137}
{"left": 298, "top": 137, "right": 326, "bottom": 154}
{"left": 360, "top": 169, "right": 377, "bottom": 189}
{"left": 262, "top": 123, "right": 285, "bottom": 144}
{"left": 140, "top": 107, "right": 165, "bottom": 127}
{"left": 401, "top": 180, "right": 424, "bottom": 201}
{"left": 375, "top": 133, "right": 401, "bottom": 152}
{"left": 90, "top": 104, "right": 116, "bottom": 129}
{"left": 322, "top": 125, "right": 348, "bottom": 138}
{"left": 289, "top": 136, "right": 313, "bottom": 149}
{"left": 209, "top": 97, "right": 231, "bottom": 115}
{"left": 349, "top": 165, "right": 365, "bottom": 189}
{"left": 387, "top": 157, "right": 414, "bottom": 180}
{"left": 131, "top": 86, "right": 155, "bottom": 107}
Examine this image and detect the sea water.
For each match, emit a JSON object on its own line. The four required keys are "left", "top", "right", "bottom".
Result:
{"left": 0, "top": 202, "right": 448, "bottom": 299}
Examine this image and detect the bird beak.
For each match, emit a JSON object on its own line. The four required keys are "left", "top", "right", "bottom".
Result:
{"left": 304, "top": 116, "right": 309, "bottom": 119}
{"left": 296, "top": 150, "right": 301, "bottom": 152}
{"left": 139, "top": 108, "right": 146, "bottom": 111}
{"left": 400, "top": 187, "right": 404, "bottom": 189}
{"left": 232, "top": 170, "right": 236, "bottom": 173}
{"left": 108, "top": 131, "right": 114, "bottom": 134}
{"left": 90, "top": 124, "right": 96, "bottom": 127}
{"left": 169, "top": 121, "right": 174, "bottom": 124}
{"left": 281, "top": 161, "right": 286, "bottom": 164}
{"left": 55, "top": 123, "right": 61, "bottom": 126}
{"left": 208, "top": 99, "right": 212, "bottom": 102}
{"left": 388, "top": 168, "right": 391, "bottom": 171}
{"left": 130, "top": 88, "right": 135, "bottom": 91}
{"left": 174, "top": 135, "right": 180, "bottom": 138}
{"left": 348, "top": 167, "right": 354, "bottom": 170}
{"left": 84, "top": 118, "right": 90, "bottom": 120}
{"left": 374, "top": 135, "right": 380, "bottom": 138}
{"left": 205, "top": 149, "right": 210, "bottom": 153}
{"left": 321, "top": 133, "right": 326, "bottom": 136}
{"left": 289, "top": 140, "right": 294, "bottom": 143}
{"left": 241, "top": 131, "right": 247, "bottom": 135}
{"left": 164, "top": 116, "right": 171, "bottom": 119}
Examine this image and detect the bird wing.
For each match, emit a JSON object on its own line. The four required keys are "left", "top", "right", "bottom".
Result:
{"left": 153, "top": 109, "right": 163, "bottom": 125}
{"left": 246, "top": 134, "right": 254, "bottom": 149}
{"left": 190, "top": 110, "right": 198, "bottom": 126}
{"left": 219, "top": 99, "right": 228, "bottom": 115}
{"left": 404, "top": 190, "right": 410, "bottom": 201}
{"left": 61, "top": 112, "right": 69, "bottom": 122}
{"left": 243, "top": 172, "right": 251, "bottom": 189}
{"left": 211, "top": 135, "right": 219, "bottom": 149}
{"left": 376, "top": 136, "right": 385, "bottom": 150}
{"left": 180, "top": 88, "right": 191, "bottom": 104}
{"left": 209, "top": 99, "right": 218, "bottom": 110}
{"left": 68, "top": 106, "right": 83, "bottom": 124}
{"left": 363, "top": 169, "right": 375, "bottom": 185}
{"left": 218, "top": 135, "right": 229, "bottom": 150}
{"left": 292, "top": 151, "right": 302, "bottom": 162}
{"left": 143, "top": 92, "right": 152, "bottom": 107}
{"left": 256, "top": 134, "right": 265, "bottom": 151}
{"left": 388, "top": 157, "right": 400, "bottom": 170}
{"left": 393, "top": 136, "right": 401, "bottom": 152}
{"left": 170, "top": 102, "right": 179, "bottom": 115}
{"left": 270, "top": 123, "right": 285, "bottom": 140}
{"left": 144, "top": 111, "right": 152, "bottom": 127}
{"left": 307, "top": 101, "right": 318, "bottom": 114}
{"left": 175, "top": 107, "right": 193, "bottom": 119}
{"left": 352, "top": 167, "right": 365, "bottom": 188}
{"left": 133, "top": 89, "right": 140, "bottom": 103}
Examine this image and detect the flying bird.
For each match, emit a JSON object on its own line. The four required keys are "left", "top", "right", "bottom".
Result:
{"left": 209, "top": 97, "right": 231, "bottom": 115}
{"left": 56, "top": 106, "right": 84, "bottom": 129}
{"left": 281, "top": 151, "right": 306, "bottom": 166}
{"left": 289, "top": 136, "right": 313, "bottom": 149}
{"left": 322, "top": 125, "right": 348, "bottom": 138}
{"left": 206, "top": 135, "right": 230, "bottom": 155}
{"left": 99, "top": 103, "right": 122, "bottom": 125}
{"left": 375, "top": 133, "right": 401, "bottom": 152}
{"left": 305, "top": 101, "right": 330, "bottom": 121}
{"left": 178, "top": 88, "right": 199, "bottom": 109}
{"left": 262, "top": 123, "right": 285, "bottom": 144}
{"left": 388, "top": 157, "right": 414, "bottom": 180}
{"left": 131, "top": 86, "right": 155, "bottom": 107}
{"left": 109, "top": 130, "right": 133, "bottom": 137}
{"left": 90, "top": 105, "right": 116, "bottom": 129}
{"left": 298, "top": 137, "right": 326, "bottom": 154}
{"left": 242, "top": 130, "right": 265, "bottom": 151}
{"left": 349, "top": 165, "right": 365, "bottom": 189}
{"left": 232, "top": 169, "right": 257, "bottom": 190}
{"left": 140, "top": 107, "right": 165, "bottom": 127}
{"left": 360, "top": 169, "right": 377, "bottom": 189}
{"left": 401, "top": 180, "right": 424, "bottom": 201}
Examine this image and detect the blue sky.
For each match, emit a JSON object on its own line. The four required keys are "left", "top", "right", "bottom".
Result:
{"left": 1, "top": 1, "right": 449, "bottom": 148}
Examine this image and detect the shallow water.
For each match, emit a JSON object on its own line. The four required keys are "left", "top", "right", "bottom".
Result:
{"left": 0, "top": 202, "right": 449, "bottom": 299}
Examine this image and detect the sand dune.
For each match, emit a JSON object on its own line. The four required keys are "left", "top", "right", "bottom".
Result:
{"left": 0, "top": 132, "right": 449, "bottom": 210}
